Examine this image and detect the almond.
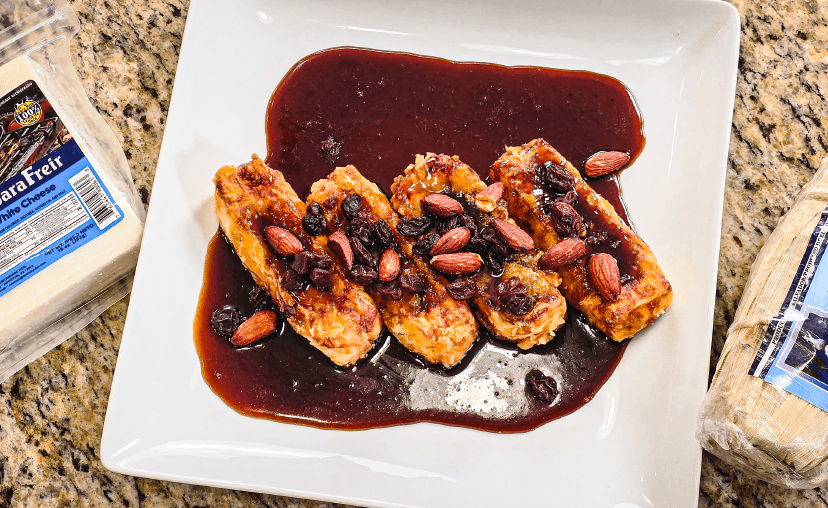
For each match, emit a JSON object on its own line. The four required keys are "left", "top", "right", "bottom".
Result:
{"left": 474, "top": 182, "right": 504, "bottom": 212}
{"left": 492, "top": 219, "right": 534, "bottom": 253}
{"left": 231, "top": 310, "right": 279, "bottom": 346}
{"left": 431, "top": 252, "right": 482, "bottom": 275}
{"left": 378, "top": 249, "right": 401, "bottom": 281}
{"left": 588, "top": 253, "right": 621, "bottom": 301}
{"left": 430, "top": 227, "right": 471, "bottom": 255}
{"left": 264, "top": 226, "right": 303, "bottom": 256}
{"left": 584, "top": 151, "right": 630, "bottom": 178}
{"left": 538, "top": 238, "right": 586, "bottom": 270}
{"left": 327, "top": 231, "right": 353, "bottom": 268}
{"left": 422, "top": 193, "right": 463, "bottom": 217}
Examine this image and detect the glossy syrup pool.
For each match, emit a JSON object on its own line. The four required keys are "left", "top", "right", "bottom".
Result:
{"left": 195, "top": 47, "right": 645, "bottom": 432}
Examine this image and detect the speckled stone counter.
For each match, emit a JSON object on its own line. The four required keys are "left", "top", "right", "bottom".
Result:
{"left": 0, "top": 0, "right": 826, "bottom": 506}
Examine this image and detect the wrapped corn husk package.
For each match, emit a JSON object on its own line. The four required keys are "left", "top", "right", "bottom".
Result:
{"left": 698, "top": 156, "right": 828, "bottom": 488}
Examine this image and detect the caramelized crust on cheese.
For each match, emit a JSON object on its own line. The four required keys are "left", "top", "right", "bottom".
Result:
{"left": 308, "top": 165, "right": 478, "bottom": 368}
{"left": 392, "top": 154, "right": 567, "bottom": 349}
{"left": 490, "top": 139, "right": 672, "bottom": 341}
{"left": 213, "top": 155, "right": 382, "bottom": 366}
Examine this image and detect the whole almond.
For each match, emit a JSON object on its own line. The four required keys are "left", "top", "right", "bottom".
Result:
{"left": 264, "top": 226, "right": 303, "bottom": 256}
{"left": 422, "top": 193, "right": 463, "bottom": 217}
{"left": 589, "top": 253, "right": 621, "bottom": 301}
{"left": 474, "top": 182, "right": 504, "bottom": 212}
{"left": 431, "top": 252, "right": 483, "bottom": 275}
{"left": 231, "top": 310, "right": 279, "bottom": 346}
{"left": 430, "top": 227, "right": 471, "bottom": 255}
{"left": 492, "top": 219, "right": 534, "bottom": 253}
{"left": 584, "top": 151, "right": 630, "bottom": 178}
{"left": 328, "top": 231, "right": 353, "bottom": 268}
{"left": 538, "top": 238, "right": 587, "bottom": 270}
{"left": 378, "top": 249, "right": 401, "bottom": 281}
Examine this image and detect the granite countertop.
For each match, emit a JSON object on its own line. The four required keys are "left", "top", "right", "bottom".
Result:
{"left": 0, "top": 0, "right": 825, "bottom": 506}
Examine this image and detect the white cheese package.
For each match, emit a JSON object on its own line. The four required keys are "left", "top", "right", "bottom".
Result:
{"left": 697, "top": 157, "right": 828, "bottom": 488}
{"left": 0, "top": 1, "right": 144, "bottom": 382}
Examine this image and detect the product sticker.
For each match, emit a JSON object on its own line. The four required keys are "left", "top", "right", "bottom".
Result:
{"left": 750, "top": 205, "right": 828, "bottom": 411}
{"left": 0, "top": 79, "right": 122, "bottom": 298}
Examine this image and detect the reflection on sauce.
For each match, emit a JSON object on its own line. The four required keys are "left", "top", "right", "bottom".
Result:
{"left": 195, "top": 47, "right": 645, "bottom": 432}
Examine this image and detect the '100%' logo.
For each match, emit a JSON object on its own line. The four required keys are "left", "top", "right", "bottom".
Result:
{"left": 14, "top": 99, "right": 42, "bottom": 126}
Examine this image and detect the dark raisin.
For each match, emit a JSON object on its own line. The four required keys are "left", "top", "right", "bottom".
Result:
{"left": 467, "top": 234, "right": 489, "bottom": 255}
{"left": 539, "top": 160, "right": 575, "bottom": 193}
{"left": 438, "top": 215, "right": 461, "bottom": 236}
{"left": 320, "top": 135, "right": 342, "bottom": 165}
{"left": 348, "top": 217, "right": 375, "bottom": 246}
{"left": 350, "top": 237, "right": 374, "bottom": 266}
{"left": 549, "top": 202, "right": 584, "bottom": 238}
{"left": 341, "top": 193, "right": 363, "bottom": 221}
{"left": 413, "top": 233, "right": 440, "bottom": 255}
{"left": 292, "top": 251, "right": 314, "bottom": 274}
{"left": 248, "top": 286, "right": 273, "bottom": 310}
{"left": 556, "top": 190, "right": 578, "bottom": 206}
{"left": 210, "top": 305, "right": 244, "bottom": 338}
{"left": 399, "top": 272, "right": 428, "bottom": 293}
{"left": 374, "top": 219, "right": 394, "bottom": 247}
{"left": 312, "top": 253, "right": 332, "bottom": 269}
{"left": 526, "top": 370, "right": 558, "bottom": 403}
{"left": 397, "top": 216, "right": 432, "bottom": 236}
{"left": 503, "top": 294, "right": 535, "bottom": 315}
{"left": 480, "top": 226, "right": 497, "bottom": 243}
{"left": 457, "top": 214, "right": 478, "bottom": 236}
{"left": 497, "top": 276, "right": 525, "bottom": 299}
{"left": 485, "top": 231, "right": 511, "bottom": 256}
{"left": 487, "top": 251, "right": 505, "bottom": 274}
{"left": 281, "top": 269, "right": 304, "bottom": 292}
{"left": 307, "top": 202, "right": 324, "bottom": 216}
{"left": 302, "top": 213, "right": 326, "bottom": 236}
{"left": 350, "top": 265, "right": 378, "bottom": 285}
{"left": 310, "top": 268, "right": 334, "bottom": 289}
{"left": 323, "top": 195, "right": 338, "bottom": 210}
{"left": 374, "top": 281, "right": 403, "bottom": 301}
{"left": 446, "top": 278, "right": 476, "bottom": 300}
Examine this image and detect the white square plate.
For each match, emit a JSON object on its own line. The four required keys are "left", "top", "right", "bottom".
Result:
{"left": 100, "top": 0, "right": 739, "bottom": 506}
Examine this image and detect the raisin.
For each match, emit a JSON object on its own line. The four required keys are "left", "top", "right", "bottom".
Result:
{"left": 320, "top": 135, "right": 342, "bottom": 165}
{"left": 248, "top": 286, "right": 273, "bottom": 310}
{"left": 312, "top": 253, "right": 333, "bottom": 269}
{"left": 539, "top": 160, "right": 575, "bottom": 193}
{"left": 350, "top": 237, "right": 374, "bottom": 266}
{"left": 487, "top": 251, "right": 505, "bottom": 274}
{"left": 503, "top": 294, "right": 535, "bottom": 315}
{"left": 302, "top": 213, "right": 326, "bottom": 236}
{"left": 457, "top": 214, "right": 478, "bottom": 236}
{"left": 350, "top": 265, "right": 378, "bottom": 285}
{"left": 446, "top": 278, "right": 476, "bottom": 300}
{"left": 413, "top": 233, "right": 440, "bottom": 255}
{"left": 526, "top": 369, "right": 558, "bottom": 403}
{"left": 481, "top": 227, "right": 510, "bottom": 256}
{"left": 497, "top": 277, "right": 525, "bottom": 300}
{"left": 341, "top": 193, "right": 363, "bottom": 221}
{"left": 556, "top": 190, "right": 578, "bottom": 206}
{"left": 467, "top": 234, "right": 489, "bottom": 255}
{"left": 310, "top": 268, "right": 334, "bottom": 289}
{"left": 281, "top": 269, "right": 304, "bottom": 292}
{"left": 210, "top": 305, "right": 244, "bottom": 338}
{"left": 438, "top": 215, "right": 460, "bottom": 236}
{"left": 399, "top": 272, "right": 428, "bottom": 293}
{"left": 374, "top": 281, "right": 403, "bottom": 301}
{"left": 374, "top": 219, "right": 394, "bottom": 247}
{"left": 549, "top": 201, "right": 584, "bottom": 238}
{"left": 397, "top": 216, "right": 431, "bottom": 236}
{"left": 292, "top": 251, "right": 314, "bottom": 274}
{"left": 307, "top": 202, "right": 324, "bottom": 216}
{"left": 348, "top": 217, "right": 375, "bottom": 246}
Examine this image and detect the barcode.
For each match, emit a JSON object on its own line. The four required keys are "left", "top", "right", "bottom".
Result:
{"left": 68, "top": 167, "right": 120, "bottom": 229}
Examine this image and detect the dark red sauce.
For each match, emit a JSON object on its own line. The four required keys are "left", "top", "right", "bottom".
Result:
{"left": 195, "top": 47, "right": 645, "bottom": 432}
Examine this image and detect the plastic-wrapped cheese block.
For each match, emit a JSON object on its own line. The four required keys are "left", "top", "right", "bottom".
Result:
{"left": 0, "top": 1, "right": 144, "bottom": 382}
{"left": 698, "top": 156, "right": 828, "bottom": 488}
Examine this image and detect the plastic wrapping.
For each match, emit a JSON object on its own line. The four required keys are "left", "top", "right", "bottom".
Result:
{"left": 0, "top": 1, "right": 145, "bottom": 382}
{"left": 698, "top": 156, "right": 828, "bottom": 488}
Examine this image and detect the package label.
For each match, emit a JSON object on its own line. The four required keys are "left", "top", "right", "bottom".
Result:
{"left": 750, "top": 205, "right": 828, "bottom": 411}
{"left": 0, "top": 79, "right": 122, "bottom": 298}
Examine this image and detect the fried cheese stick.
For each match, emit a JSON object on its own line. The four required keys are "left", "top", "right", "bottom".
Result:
{"left": 214, "top": 155, "right": 382, "bottom": 366}
{"left": 489, "top": 139, "right": 672, "bottom": 340}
